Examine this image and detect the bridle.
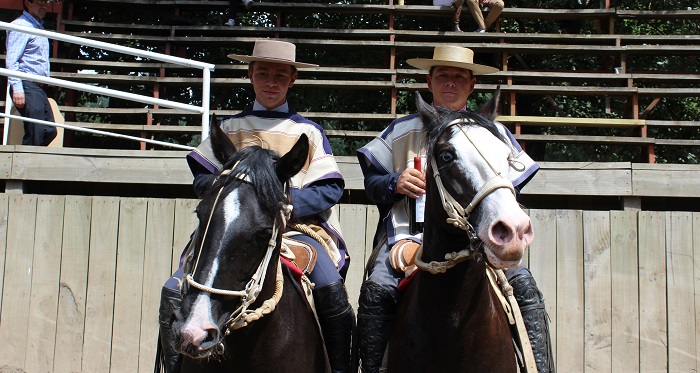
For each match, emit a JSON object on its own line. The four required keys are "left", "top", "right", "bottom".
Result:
{"left": 415, "top": 119, "right": 525, "bottom": 274}
{"left": 184, "top": 162, "right": 291, "bottom": 349}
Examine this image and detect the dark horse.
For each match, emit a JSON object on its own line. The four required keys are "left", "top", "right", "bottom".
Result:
{"left": 172, "top": 124, "right": 330, "bottom": 372}
{"left": 387, "top": 94, "right": 535, "bottom": 372}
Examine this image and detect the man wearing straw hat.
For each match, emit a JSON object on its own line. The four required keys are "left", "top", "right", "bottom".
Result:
{"left": 355, "top": 45, "right": 554, "bottom": 373}
{"left": 158, "top": 39, "right": 354, "bottom": 373}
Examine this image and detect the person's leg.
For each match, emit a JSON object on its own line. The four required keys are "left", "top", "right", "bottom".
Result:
{"left": 452, "top": 0, "right": 464, "bottom": 32}
{"left": 301, "top": 235, "right": 354, "bottom": 373}
{"left": 483, "top": 0, "right": 504, "bottom": 30}
{"left": 156, "top": 232, "right": 197, "bottom": 373}
{"left": 157, "top": 267, "right": 184, "bottom": 373}
{"left": 17, "top": 81, "right": 56, "bottom": 146}
{"left": 506, "top": 264, "right": 555, "bottom": 373}
{"left": 466, "top": 0, "right": 486, "bottom": 30}
{"left": 357, "top": 242, "right": 403, "bottom": 373}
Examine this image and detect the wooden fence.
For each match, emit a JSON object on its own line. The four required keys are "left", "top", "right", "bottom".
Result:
{"left": 0, "top": 193, "right": 698, "bottom": 372}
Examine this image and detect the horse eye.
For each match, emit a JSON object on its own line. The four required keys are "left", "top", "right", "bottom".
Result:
{"left": 255, "top": 228, "right": 273, "bottom": 245}
{"left": 439, "top": 150, "right": 454, "bottom": 163}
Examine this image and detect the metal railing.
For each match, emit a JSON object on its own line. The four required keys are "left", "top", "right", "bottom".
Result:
{"left": 0, "top": 20, "right": 215, "bottom": 149}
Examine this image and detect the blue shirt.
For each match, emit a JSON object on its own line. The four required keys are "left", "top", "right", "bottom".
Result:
{"left": 6, "top": 11, "right": 50, "bottom": 94}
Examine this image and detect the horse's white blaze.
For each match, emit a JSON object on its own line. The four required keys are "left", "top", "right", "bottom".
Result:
{"left": 450, "top": 126, "right": 532, "bottom": 268}
{"left": 451, "top": 126, "right": 512, "bottom": 184}
{"left": 223, "top": 189, "right": 242, "bottom": 229}
{"left": 182, "top": 259, "right": 220, "bottom": 346}
{"left": 181, "top": 192, "right": 244, "bottom": 348}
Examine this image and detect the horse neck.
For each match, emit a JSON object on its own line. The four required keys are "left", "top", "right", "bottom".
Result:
{"left": 422, "top": 178, "right": 470, "bottom": 260}
{"left": 419, "top": 178, "right": 488, "bottom": 295}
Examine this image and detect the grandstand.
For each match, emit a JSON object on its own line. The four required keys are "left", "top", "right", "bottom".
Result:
{"left": 0, "top": 0, "right": 698, "bottom": 206}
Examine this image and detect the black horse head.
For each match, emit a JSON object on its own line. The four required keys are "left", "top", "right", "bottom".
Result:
{"left": 415, "top": 91, "right": 533, "bottom": 269}
{"left": 175, "top": 123, "right": 308, "bottom": 359}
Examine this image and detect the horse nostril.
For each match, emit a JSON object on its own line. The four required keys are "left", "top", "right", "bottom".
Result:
{"left": 491, "top": 221, "right": 512, "bottom": 245}
{"left": 198, "top": 328, "right": 220, "bottom": 350}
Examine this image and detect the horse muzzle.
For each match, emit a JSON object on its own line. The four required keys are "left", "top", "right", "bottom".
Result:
{"left": 481, "top": 210, "right": 533, "bottom": 269}
{"left": 178, "top": 324, "right": 224, "bottom": 359}
{"left": 174, "top": 305, "right": 226, "bottom": 359}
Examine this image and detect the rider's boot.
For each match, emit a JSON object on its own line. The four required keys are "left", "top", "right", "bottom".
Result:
{"left": 157, "top": 285, "right": 183, "bottom": 373}
{"left": 314, "top": 281, "right": 355, "bottom": 373}
{"left": 452, "top": 0, "right": 464, "bottom": 32}
{"left": 357, "top": 280, "right": 397, "bottom": 373}
{"left": 509, "top": 267, "right": 555, "bottom": 373}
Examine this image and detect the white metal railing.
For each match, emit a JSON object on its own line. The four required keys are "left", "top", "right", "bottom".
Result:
{"left": 0, "top": 20, "right": 215, "bottom": 148}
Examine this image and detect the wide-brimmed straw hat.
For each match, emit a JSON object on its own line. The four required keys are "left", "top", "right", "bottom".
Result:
{"left": 406, "top": 45, "right": 499, "bottom": 75}
{"left": 227, "top": 39, "right": 318, "bottom": 69}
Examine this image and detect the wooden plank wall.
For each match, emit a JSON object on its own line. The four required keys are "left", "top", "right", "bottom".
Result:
{"left": 0, "top": 194, "right": 698, "bottom": 372}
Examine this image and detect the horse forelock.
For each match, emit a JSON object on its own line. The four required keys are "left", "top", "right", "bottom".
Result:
{"left": 424, "top": 109, "right": 512, "bottom": 168}
{"left": 216, "top": 146, "right": 288, "bottom": 217}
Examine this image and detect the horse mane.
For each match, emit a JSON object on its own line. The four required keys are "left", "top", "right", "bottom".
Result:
{"left": 423, "top": 108, "right": 513, "bottom": 168}
{"left": 205, "top": 145, "right": 287, "bottom": 217}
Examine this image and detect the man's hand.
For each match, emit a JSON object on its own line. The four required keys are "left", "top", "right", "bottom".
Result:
{"left": 12, "top": 92, "right": 25, "bottom": 109}
{"left": 395, "top": 168, "right": 426, "bottom": 199}
{"left": 479, "top": 0, "right": 490, "bottom": 5}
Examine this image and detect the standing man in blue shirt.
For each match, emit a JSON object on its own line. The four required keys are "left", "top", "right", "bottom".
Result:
{"left": 5, "top": 0, "right": 59, "bottom": 146}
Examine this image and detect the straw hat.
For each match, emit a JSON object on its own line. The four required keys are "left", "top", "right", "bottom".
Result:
{"left": 227, "top": 39, "right": 318, "bottom": 69}
{"left": 406, "top": 45, "right": 499, "bottom": 75}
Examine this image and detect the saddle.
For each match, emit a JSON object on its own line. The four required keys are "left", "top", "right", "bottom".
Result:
{"left": 389, "top": 239, "right": 421, "bottom": 294}
{"left": 279, "top": 232, "right": 324, "bottom": 331}
{"left": 389, "top": 239, "right": 420, "bottom": 277}
{"left": 281, "top": 236, "right": 318, "bottom": 275}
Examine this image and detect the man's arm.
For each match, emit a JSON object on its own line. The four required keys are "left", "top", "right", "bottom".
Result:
{"left": 364, "top": 164, "right": 402, "bottom": 204}
{"left": 290, "top": 178, "right": 344, "bottom": 219}
{"left": 5, "top": 29, "right": 29, "bottom": 95}
{"left": 191, "top": 164, "right": 215, "bottom": 198}
{"left": 493, "top": 121, "right": 539, "bottom": 194}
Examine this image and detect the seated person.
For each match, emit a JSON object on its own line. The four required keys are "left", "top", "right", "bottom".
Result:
{"left": 467, "top": 0, "right": 505, "bottom": 32}
{"left": 158, "top": 39, "right": 354, "bottom": 373}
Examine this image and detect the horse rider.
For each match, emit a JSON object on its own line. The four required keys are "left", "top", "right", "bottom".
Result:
{"left": 355, "top": 45, "right": 555, "bottom": 373}
{"left": 158, "top": 39, "right": 354, "bottom": 373}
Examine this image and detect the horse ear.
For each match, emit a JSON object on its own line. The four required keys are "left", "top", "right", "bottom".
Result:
{"left": 415, "top": 91, "right": 439, "bottom": 131}
{"left": 477, "top": 86, "right": 501, "bottom": 120}
{"left": 210, "top": 116, "right": 237, "bottom": 164}
{"left": 276, "top": 134, "right": 309, "bottom": 182}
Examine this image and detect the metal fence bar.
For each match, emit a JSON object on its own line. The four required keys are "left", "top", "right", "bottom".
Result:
{"left": 0, "top": 20, "right": 214, "bottom": 144}
{"left": 0, "top": 21, "right": 214, "bottom": 69}
{"left": 3, "top": 85, "right": 11, "bottom": 145}
{"left": 0, "top": 69, "right": 204, "bottom": 113}
{"left": 0, "top": 112, "right": 195, "bottom": 151}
